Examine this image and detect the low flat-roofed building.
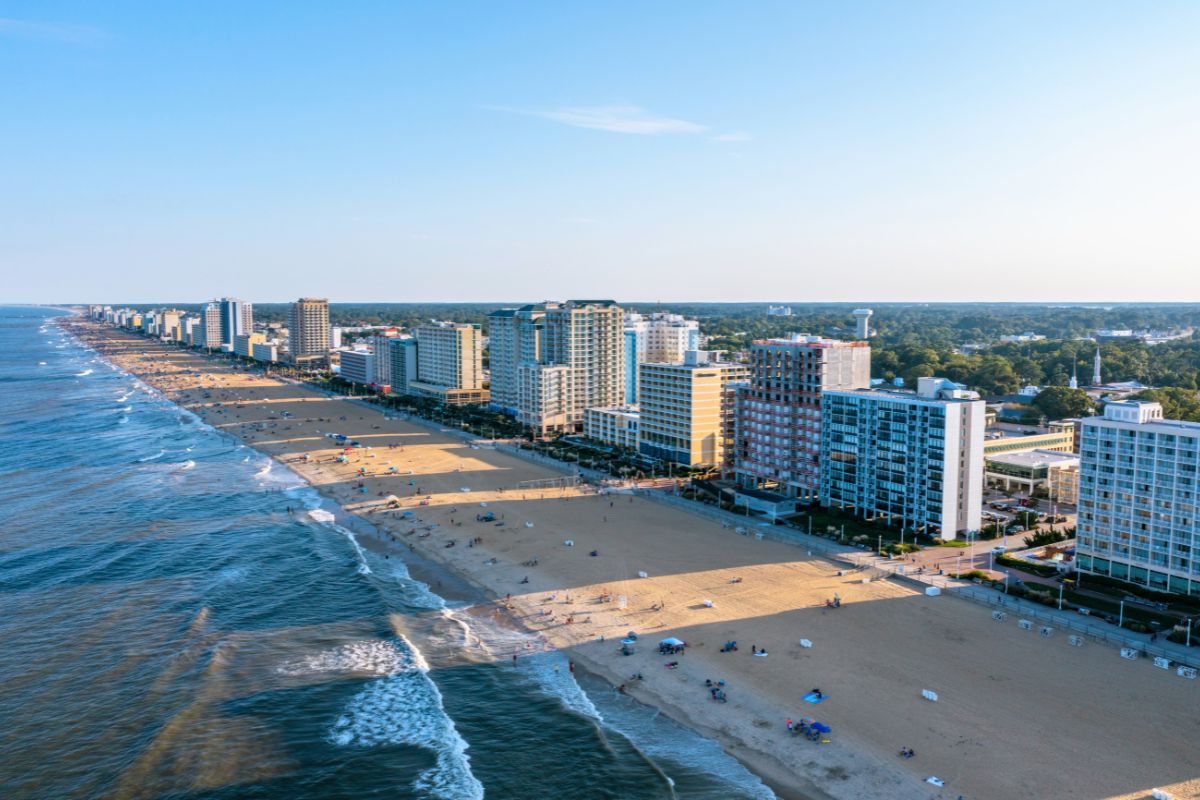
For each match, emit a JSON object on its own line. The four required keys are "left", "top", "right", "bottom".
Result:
{"left": 984, "top": 448, "right": 1080, "bottom": 500}
{"left": 584, "top": 405, "right": 640, "bottom": 450}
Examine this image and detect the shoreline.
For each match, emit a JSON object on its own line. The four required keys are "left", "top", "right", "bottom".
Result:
{"left": 64, "top": 319, "right": 1200, "bottom": 800}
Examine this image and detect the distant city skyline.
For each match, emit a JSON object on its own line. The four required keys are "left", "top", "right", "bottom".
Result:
{"left": 3, "top": 2, "right": 1199, "bottom": 303}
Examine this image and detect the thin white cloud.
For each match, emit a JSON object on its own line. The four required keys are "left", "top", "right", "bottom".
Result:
{"left": 0, "top": 17, "right": 107, "bottom": 44}
{"left": 487, "top": 104, "right": 706, "bottom": 135}
{"left": 712, "top": 131, "right": 751, "bottom": 143}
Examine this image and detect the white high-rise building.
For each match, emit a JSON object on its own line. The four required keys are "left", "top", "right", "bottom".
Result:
{"left": 1076, "top": 401, "right": 1200, "bottom": 596}
{"left": 623, "top": 311, "right": 701, "bottom": 403}
{"left": 820, "top": 377, "right": 985, "bottom": 539}
{"left": 217, "top": 298, "right": 253, "bottom": 350}
{"left": 338, "top": 349, "right": 375, "bottom": 386}
{"left": 385, "top": 338, "right": 418, "bottom": 396}
{"left": 490, "top": 301, "right": 624, "bottom": 435}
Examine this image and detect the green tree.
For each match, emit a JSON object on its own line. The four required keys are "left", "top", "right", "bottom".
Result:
{"left": 1133, "top": 387, "right": 1200, "bottom": 422}
{"left": 1031, "top": 387, "right": 1095, "bottom": 420}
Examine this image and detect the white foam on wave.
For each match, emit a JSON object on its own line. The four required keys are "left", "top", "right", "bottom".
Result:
{"left": 177, "top": 460, "right": 196, "bottom": 471}
{"left": 117, "top": 416, "right": 129, "bottom": 425}
{"left": 38, "top": 361, "right": 47, "bottom": 366}
{"left": 444, "top": 612, "right": 774, "bottom": 800}
{"left": 138, "top": 449, "right": 166, "bottom": 463}
{"left": 287, "top": 639, "right": 484, "bottom": 800}
{"left": 118, "top": 405, "right": 132, "bottom": 413}
{"left": 307, "top": 507, "right": 372, "bottom": 575}
{"left": 75, "top": 369, "right": 93, "bottom": 377}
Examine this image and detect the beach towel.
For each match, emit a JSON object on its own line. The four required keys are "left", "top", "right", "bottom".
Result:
{"left": 803, "top": 692, "right": 825, "bottom": 703}
{"left": 753, "top": 652, "right": 768, "bottom": 657}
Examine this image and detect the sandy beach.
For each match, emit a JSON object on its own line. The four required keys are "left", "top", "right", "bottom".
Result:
{"left": 68, "top": 320, "right": 1200, "bottom": 800}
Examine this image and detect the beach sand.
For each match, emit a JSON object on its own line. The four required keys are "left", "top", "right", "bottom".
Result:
{"left": 70, "top": 320, "right": 1200, "bottom": 800}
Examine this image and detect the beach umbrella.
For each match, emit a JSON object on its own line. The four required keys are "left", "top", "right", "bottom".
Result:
{"left": 659, "top": 637, "right": 684, "bottom": 647}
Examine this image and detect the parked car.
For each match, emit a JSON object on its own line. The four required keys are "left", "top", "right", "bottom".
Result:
{"left": 991, "top": 545, "right": 1008, "bottom": 555}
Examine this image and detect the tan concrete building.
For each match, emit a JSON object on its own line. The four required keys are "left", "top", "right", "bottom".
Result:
{"left": 288, "top": 298, "right": 330, "bottom": 369}
{"left": 410, "top": 322, "right": 486, "bottom": 405}
{"left": 639, "top": 351, "right": 749, "bottom": 469}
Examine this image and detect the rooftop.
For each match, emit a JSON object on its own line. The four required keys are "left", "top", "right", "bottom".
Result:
{"left": 985, "top": 449, "right": 1080, "bottom": 469}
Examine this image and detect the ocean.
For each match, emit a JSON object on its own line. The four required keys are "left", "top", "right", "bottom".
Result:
{"left": 0, "top": 306, "right": 776, "bottom": 800}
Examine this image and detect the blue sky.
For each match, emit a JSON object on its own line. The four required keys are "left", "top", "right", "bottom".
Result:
{"left": 2, "top": 1, "right": 1198, "bottom": 303}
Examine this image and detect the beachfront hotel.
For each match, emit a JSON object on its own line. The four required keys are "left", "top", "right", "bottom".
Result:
{"left": 337, "top": 348, "right": 375, "bottom": 386}
{"left": 386, "top": 337, "right": 418, "bottom": 396}
{"left": 411, "top": 322, "right": 488, "bottom": 405}
{"left": 490, "top": 300, "right": 625, "bottom": 436}
{"left": 1076, "top": 400, "right": 1200, "bottom": 596}
{"left": 638, "top": 351, "right": 749, "bottom": 469}
{"left": 623, "top": 311, "right": 701, "bottom": 403}
{"left": 819, "top": 377, "right": 985, "bottom": 540}
{"left": 734, "top": 335, "right": 871, "bottom": 501}
{"left": 233, "top": 332, "right": 266, "bottom": 359}
{"left": 288, "top": 297, "right": 331, "bottom": 369}
{"left": 217, "top": 297, "right": 253, "bottom": 351}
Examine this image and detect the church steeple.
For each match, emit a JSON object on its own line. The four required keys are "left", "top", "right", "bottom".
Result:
{"left": 1092, "top": 346, "right": 1102, "bottom": 386}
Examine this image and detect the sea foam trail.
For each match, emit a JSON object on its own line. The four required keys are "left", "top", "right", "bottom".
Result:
{"left": 308, "top": 508, "right": 372, "bottom": 576}
{"left": 282, "top": 639, "right": 484, "bottom": 800}
{"left": 75, "top": 369, "right": 93, "bottom": 377}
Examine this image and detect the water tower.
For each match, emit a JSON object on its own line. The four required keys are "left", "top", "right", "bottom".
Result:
{"left": 852, "top": 308, "right": 873, "bottom": 339}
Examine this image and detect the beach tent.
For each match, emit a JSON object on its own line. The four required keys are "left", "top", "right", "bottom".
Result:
{"left": 659, "top": 637, "right": 684, "bottom": 648}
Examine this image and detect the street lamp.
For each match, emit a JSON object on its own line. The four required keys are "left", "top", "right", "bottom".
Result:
{"left": 1058, "top": 581, "right": 1064, "bottom": 610}
{"left": 1118, "top": 599, "right": 1125, "bottom": 629}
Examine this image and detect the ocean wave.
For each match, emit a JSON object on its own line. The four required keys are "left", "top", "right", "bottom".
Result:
{"left": 38, "top": 361, "right": 47, "bottom": 366}
{"left": 137, "top": 449, "right": 166, "bottom": 463}
{"left": 316, "top": 639, "right": 484, "bottom": 800}
{"left": 75, "top": 369, "right": 93, "bottom": 377}
{"left": 177, "top": 460, "right": 196, "bottom": 471}
{"left": 307, "top": 508, "right": 372, "bottom": 575}
{"left": 117, "top": 416, "right": 129, "bottom": 425}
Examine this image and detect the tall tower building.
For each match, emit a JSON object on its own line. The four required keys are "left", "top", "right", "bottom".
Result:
{"left": 288, "top": 298, "right": 331, "bottom": 369}
{"left": 216, "top": 297, "right": 253, "bottom": 350}
{"left": 488, "top": 300, "right": 624, "bottom": 436}
{"left": 196, "top": 303, "right": 223, "bottom": 350}
{"left": 638, "top": 351, "right": 749, "bottom": 469}
{"left": 735, "top": 335, "right": 871, "bottom": 500}
{"left": 412, "top": 322, "right": 487, "bottom": 405}
{"left": 1092, "top": 346, "right": 1102, "bottom": 386}
{"left": 623, "top": 311, "right": 701, "bottom": 403}
{"left": 852, "top": 308, "right": 873, "bottom": 340}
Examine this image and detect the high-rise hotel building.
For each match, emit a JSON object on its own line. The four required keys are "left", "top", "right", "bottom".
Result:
{"left": 820, "top": 377, "right": 985, "bottom": 540}
{"left": 734, "top": 335, "right": 871, "bottom": 500}
{"left": 488, "top": 300, "right": 624, "bottom": 436}
{"left": 1076, "top": 401, "right": 1200, "bottom": 596}
{"left": 288, "top": 298, "right": 330, "bottom": 369}
{"left": 623, "top": 312, "right": 701, "bottom": 403}
{"left": 638, "top": 351, "right": 749, "bottom": 469}
{"left": 217, "top": 297, "right": 253, "bottom": 350}
{"left": 411, "top": 322, "right": 487, "bottom": 405}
